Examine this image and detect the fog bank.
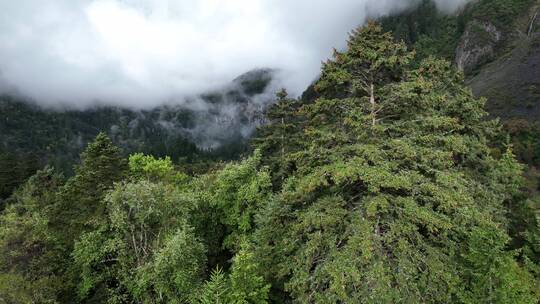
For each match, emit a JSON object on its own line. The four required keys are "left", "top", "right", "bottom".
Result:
{"left": 0, "top": 0, "right": 471, "bottom": 108}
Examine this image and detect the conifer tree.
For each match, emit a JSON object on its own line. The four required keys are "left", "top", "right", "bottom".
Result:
{"left": 253, "top": 89, "right": 302, "bottom": 188}
{"left": 315, "top": 21, "right": 413, "bottom": 126}
{"left": 195, "top": 268, "right": 229, "bottom": 304}
{"left": 204, "top": 152, "right": 272, "bottom": 250}
{"left": 254, "top": 23, "right": 537, "bottom": 303}
{"left": 54, "top": 133, "right": 127, "bottom": 238}
{"left": 228, "top": 244, "right": 270, "bottom": 304}
{"left": 48, "top": 133, "right": 128, "bottom": 299}
{"left": 194, "top": 245, "right": 270, "bottom": 304}
{"left": 0, "top": 167, "right": 66, "bottom": 302}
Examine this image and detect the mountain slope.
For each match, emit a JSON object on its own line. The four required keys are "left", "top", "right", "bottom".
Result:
{"left": 382, "top": 0, "right": 540, "bottom": 119}
{"left": 0, "top": 69, "right": 275, "bottom": 201}
{"left": 2, "top": 0, "right": 540, "bottom": 199}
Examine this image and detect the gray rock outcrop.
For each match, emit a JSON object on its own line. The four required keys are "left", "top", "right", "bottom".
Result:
{"left": 455, "top": 20, "right": 502, "bottom": 74}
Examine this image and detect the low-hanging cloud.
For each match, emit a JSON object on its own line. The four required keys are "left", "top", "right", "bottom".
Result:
{"left": 0, "top": 0, "right": 471, "bottom": 108}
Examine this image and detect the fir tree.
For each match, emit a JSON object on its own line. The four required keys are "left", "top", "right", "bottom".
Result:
{"left": 254, "top": 23, "right": 537, "bottom": 303}
{"left": 228, "top": 244, "right": 270, "bottom": 304}
{"left": 195, "top": 268, "right": 229, "bottom": 304}
{"left": 254, "top": 89, "right": 303, "bottom": 189}
{"left": 54, "top": 133, "right": 127, "bottom": 238}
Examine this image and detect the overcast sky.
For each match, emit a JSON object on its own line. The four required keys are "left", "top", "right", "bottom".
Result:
{"left": 0, "top": 0, "right": 470, "bottom": 108}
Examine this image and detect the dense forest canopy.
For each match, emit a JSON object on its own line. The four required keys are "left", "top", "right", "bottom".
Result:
{"left": 1, "top": 0, "right": 540, "bottom": 302}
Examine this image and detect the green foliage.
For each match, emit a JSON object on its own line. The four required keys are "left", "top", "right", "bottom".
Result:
{"left": 228, "top": 244, "right": 270, "bottom": 304}
{"left": 204, "top": 152, "right": 272, "bottom": 250}
{"left": 1, "top": 16, "right": 540, "bottom": 303}
{"left": 253, "top": 89, "right": 303, "bottom": 189}
{"left": 465, "top": 0, "right": 537, "bottom": 29}
{"left": 0, "top": 273, "right": 35, "bottom": 303}
{"left": 73, "top": 180, "right": 205, "bottom": 302}
{"left": 71, "top": 150, "right": 273, "bottom": 302}
{"left": 253, "top": 23, "right": 538, "bottom": 302}
{"left": 506, "top": 119, "right": 540, "bottom": 168}
{"left": 382, "top": 0, "right": 537, "bottom": 69}
{"left": 71, "top": 228, "right": 123, "bottom": 301}
{"left": 129, "top": 153, "right": 178, "bottom": 181}
{"left": 194, "top": 245, "right": 270, "bottom": 304}
{"left": 0, "top": 132, "right": 275, "bottom": 303}
{"left": 195, "top": 268, "right": 229, "bottom": 304}
{"left": 522, "top": 196, "right": 540, "bottom": 297}
{"left": 54, "top": 133, "right": 127, "bottom": 242}
{"left": 78, "top": 133, "right": 127, "bottom": 183}
{"left": 460, "top": 226, "right": 537, "bottom": 303}
{"left": 380, "top": 0, "right": 462, "bottom": 63}
{"left": 152, "top": 227, "right": 207, "bottom": 303}
{"left": 0, "top": 167, "right": 67, "bottom": 302}
{"left": 524, "top": 196, "right": 540, "bottom": 264}
{"left": 316, "top": 22, "right": 413, "bottom": 99}
{"left": 0, "top": 149, "right": 39, "bottom": 205}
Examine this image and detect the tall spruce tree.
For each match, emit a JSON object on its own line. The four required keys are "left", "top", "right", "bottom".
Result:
{"left": 254, "top": 23, "right": 537, "bottom": 303}
{"left": 36, "top": 133, "right": 129, "bottom": 300}
{"left": 254, "top": 89, "right": 302, "bottom": 188}
{"left": 53, "top": 133, "right": 127, "bottom": 239}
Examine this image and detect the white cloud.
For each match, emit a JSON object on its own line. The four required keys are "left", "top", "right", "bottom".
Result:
{"left": 434, "top": 0, "right": 471, "bottom": 12}
{"left": 0, "top": 0, "right": 470, "bottom": 108}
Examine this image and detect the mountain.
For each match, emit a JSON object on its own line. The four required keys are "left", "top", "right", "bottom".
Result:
{"left": 299, "top": 0, "right": 540, "bottom": 198}
{"left": 381, "top": 0, "right": 540, "bottom": 192}
{"left": 0, "top": 69, "right": 274, "bottom": 199}
{"left": 0, "top": 4, "right": 539, "bottom": 302}
{"left": 381, "top": 0, "right": 540, "bottom": 119}
{"left": 2, "top": 0, "right": 540, "bottom": 198}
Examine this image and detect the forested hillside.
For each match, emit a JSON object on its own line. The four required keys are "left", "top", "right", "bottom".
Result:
{"left": 1, "top": 21, "right": 539, "bottom": 303}
{"left": 2, "top": 0, "right": 540, "bottom": 202}
{"left": 381, "top": 0, "right": 540, "bottom": 161}
{"left": 381, "top": 0, "right": 540, "bottom": 259}
{"left": 0, "top": 69, "right": 273, "bottom": 201}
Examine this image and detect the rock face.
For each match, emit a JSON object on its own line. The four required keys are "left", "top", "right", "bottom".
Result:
{"left": 455, "top": 20, "right": 502, "bottom": 74}
{"left": 467, "top": 7, "right": 540, "bottom": 120}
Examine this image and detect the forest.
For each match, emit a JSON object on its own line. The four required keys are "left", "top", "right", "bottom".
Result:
{"left": 0, "top": 20, "right": 539, "bottom": 303}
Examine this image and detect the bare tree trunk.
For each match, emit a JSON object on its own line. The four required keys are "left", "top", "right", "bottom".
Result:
{"left": 281, "top": 117, "right": 285, "bottom": 161}
{"left": 529, "top": 10, "right": 538, "bottom": 37}
{"left": 370, "top": 83, "right": 376, "bottom": 126}
{"left": 281, "top": 117, "right": 285, "bottom": 183}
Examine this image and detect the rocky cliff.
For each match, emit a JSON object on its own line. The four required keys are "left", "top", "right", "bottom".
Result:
{"left": 382, "top": 0, "right": 540, "bottom": 120}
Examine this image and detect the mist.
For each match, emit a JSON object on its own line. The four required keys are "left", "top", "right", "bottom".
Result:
{"left": 0, "top": 0, "right": 472, "bottom": 109}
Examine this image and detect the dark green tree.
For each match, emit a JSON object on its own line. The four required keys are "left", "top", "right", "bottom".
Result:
{"left": 227, "top": 243, "right": 270, "bottom": 304}
{"left": 200, "top": 152, "right": 272, "bottom": 251}
{"left": 53, "top": 133, "right": 127, "bottom": 239}
{"left": 45, "top": 133, "right": 128, "bottom": 300}
{"left": 0, "top": 167, "right": 66, "bottom": 302}
{"left": 254, "top": 89, "right": 303, "bottom": 188}
{"left": 0, "top": 150, "right": 40, "bottom": 206}
{"left": 315, "top": 21, "right": 413, "bottom": 126}
{"left": 194, "top": 244, "right": 270, "bottom": 304}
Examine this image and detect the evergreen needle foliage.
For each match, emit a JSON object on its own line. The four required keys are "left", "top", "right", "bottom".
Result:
{"left": 0, "top": 21, "right": 539, "bottom": 303}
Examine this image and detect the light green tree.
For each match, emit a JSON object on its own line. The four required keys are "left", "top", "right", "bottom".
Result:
{"left": 228, "top": 244, "right": 271, "bottom": 304}
{"left": 194, "top": 268, "right": 229, "bottom": 304}
{"left": 129, "top": 153, "right": 188, "bottom": 183}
